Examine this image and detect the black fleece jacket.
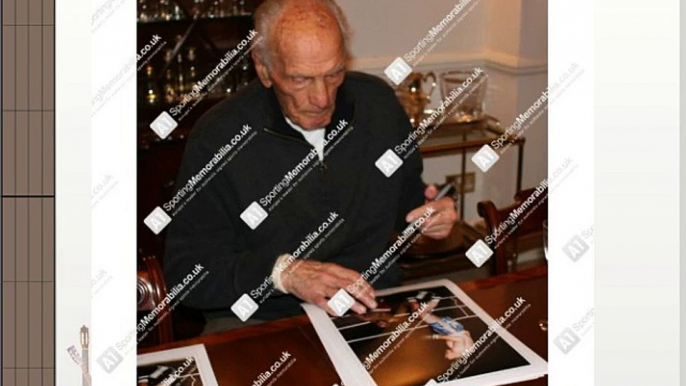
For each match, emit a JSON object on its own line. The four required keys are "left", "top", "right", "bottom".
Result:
{"left": 164, "top": 71, "right": 425, "bottom": 321}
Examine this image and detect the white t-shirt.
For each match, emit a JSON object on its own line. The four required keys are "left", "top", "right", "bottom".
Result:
{"left": 284, "top": 116, "right": 325, "bottom": 161}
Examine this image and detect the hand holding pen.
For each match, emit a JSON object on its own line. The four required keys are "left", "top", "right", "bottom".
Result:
{"left": 403, "top": 184, "right": 459, "bottom": 239}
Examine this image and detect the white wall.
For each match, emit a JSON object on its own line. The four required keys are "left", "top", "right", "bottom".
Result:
{"left": 338, "top": 0, "right": 548, "bottom": 222}
{"left": 339, "top": 0, "right": 487, "bottom": 70}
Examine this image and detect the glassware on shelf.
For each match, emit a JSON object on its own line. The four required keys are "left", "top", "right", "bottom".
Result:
{"left": 164, "top": 70, "right": 177, "bottom": 103}
{"left": 164, "top": 48, "right": 174, "bottom": 65}
{"left": 171, "top": 4, "right": 184, "bottom": 20}
{"left": 223, "top": 72, "right": 236, "bottom": 96}
{"left": 440, "top": 70, "right": 488, "bottom": 123}
{"left": 192, "top": 0, "right": 206, "bottom": 18}
{"left": 395, "top": 72, "right": 436, "bottom": 127}
{"left": 169, "top": 35, "right": 185, "bottom": 96}
{"left": 143, "top": 65, "right": 159, "bottom": 105}
{"left": 176, "top": 53, "right": 186, "bottom": 95}
{"left": 147, "top": 0, "right": 160, "bottom": 21}
{"left": 236, "top": 57, "right": 252, "bottom": 90}
{"left": 220, "top": 0, "right": 235, "bottom": 16}
{"left": 158, "top": 0, "right": 173, "bottom": 21}
{"left": 207, "top": 0, "right": 226, "bottom": 18}
{"left": 163, "top": 49, "right": 177, "bottom": 103}
{"left": 186, "top": 47, "right": 198, "bottom": 95}
{"left": 140, "top": 0, "right": 250, "bottom": 20}
{"left": 138, "top": 0, "right": 150, "bottom": 22}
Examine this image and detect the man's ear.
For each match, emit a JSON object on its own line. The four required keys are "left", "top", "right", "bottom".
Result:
{"left": 252, "top": 51, "right": 272, "bottom": 88}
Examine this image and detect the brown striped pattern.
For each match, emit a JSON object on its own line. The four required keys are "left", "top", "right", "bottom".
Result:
{"left": 2, "top": 0, "right": 55, "bottom": 384}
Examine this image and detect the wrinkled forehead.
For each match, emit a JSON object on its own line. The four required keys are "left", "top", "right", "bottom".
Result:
{"left": 276, "top": 34, "right": 344, "bottom": 75}
{"left": 268, "top": 3, "right": 345, "bottom": 72}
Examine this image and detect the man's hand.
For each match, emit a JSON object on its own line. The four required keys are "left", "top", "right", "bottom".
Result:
{"left": 405, "top": 185, "right": 459, "bottom": 239}
{"left": 281, "top": 260, "right": 377, "bottom": 316}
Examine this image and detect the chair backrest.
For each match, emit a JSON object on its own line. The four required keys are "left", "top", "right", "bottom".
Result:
{"left": 477, "top": 187, "right": 548, "bottom": 275}
{"left": 137, "top": 255, "right": 174, "bottom": 345}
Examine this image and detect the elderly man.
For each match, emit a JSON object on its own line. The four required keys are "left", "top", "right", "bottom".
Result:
{"left": 165, "top": 0, "right": 458, "bottom": 333}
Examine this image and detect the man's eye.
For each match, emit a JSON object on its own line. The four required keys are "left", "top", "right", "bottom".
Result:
{"left": 292, "top": 77, "right": 308, "bottom": 84}
{"left": 326, "top": 71, "right": 344, "bottom": 82}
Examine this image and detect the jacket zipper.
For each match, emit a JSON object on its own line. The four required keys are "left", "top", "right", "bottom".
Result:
{"left": 263, "top": 127, "right": 327, "bottom": 175}
{"left": 263, "top": 127, "right": 310, "bottom": 146}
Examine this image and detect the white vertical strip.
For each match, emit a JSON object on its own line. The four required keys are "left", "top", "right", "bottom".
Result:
{"left": 595, "top": 0, "right": 680, "bottom": 385}
{"left": 549, "top": 0, "right": 594, "bottom": 385}
{"left": 56, "top": 0, "right": 91, "bottom": 384}
{"left": 90, "top": 0, "right": 136, "bottom": 384}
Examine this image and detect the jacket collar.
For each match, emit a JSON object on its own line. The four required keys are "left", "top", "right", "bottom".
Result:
{"left": 261, "top": 76, "right": 356, "bottom": 141}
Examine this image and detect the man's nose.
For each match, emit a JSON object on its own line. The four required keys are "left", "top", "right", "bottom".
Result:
{"left": 308, "top": 79, "right": 330, "bottom": 110}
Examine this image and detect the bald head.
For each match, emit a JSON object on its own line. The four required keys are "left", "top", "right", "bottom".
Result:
{"left": 253, "top": 0, "right": 351, "bottom": 69}
{"left": 251, "top": 0, "right": 351, "bottom": 129}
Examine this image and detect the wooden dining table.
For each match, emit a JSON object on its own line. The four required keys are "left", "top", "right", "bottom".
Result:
{"left": 140, "top": 266, "right": 548, "bottom": 386}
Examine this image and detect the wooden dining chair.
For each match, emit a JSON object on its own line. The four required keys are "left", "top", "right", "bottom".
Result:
{"left": 477, "top": 187, "right": 548, "bottom": 275}
{"left": 137, "top": 255, "right": 174, "bottom": 345}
